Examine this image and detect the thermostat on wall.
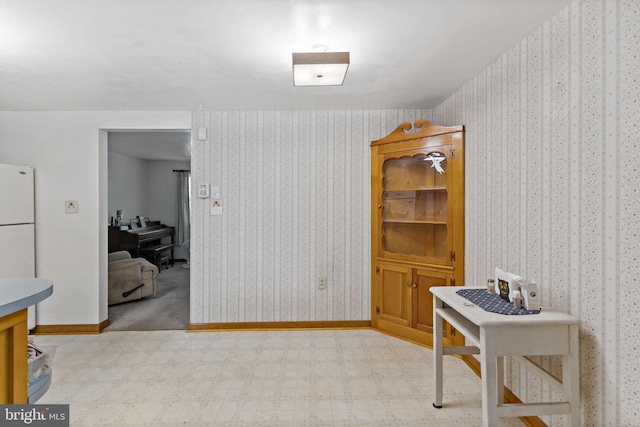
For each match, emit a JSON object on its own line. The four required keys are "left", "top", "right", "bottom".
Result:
{"left": 197, "top": 184, "right": 209, "bottom": 198}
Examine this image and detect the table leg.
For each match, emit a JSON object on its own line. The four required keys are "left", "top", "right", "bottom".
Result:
{"left": 480, "top": 329, "right": 498, "bottom": 427}
{"left": 563, "top": 324, "right": 580, "bottom": 427}
{"left": 433, "top": 294, "right": 444, "bottom": 408}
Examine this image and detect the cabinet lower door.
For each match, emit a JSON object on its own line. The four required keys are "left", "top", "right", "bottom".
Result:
{"left": 377, "top": 263, "right": 413, "bottom": 327}
{"left": 412, "top": 268, "right": 451, "bottom": 333}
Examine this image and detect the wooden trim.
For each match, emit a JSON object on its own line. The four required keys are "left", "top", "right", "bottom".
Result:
{"left": 32, "top": 318, "right": 110, "bottom": 335}
{"left": 187, "top": 320, "right": 370, "bottom": 332}
{"left": 461, "top": 354, "right": 482, "bottom": 376}
{"left": 461, "top": 355, "right": 548, "bottom": 427}
{"left": 451, "top": 131, "right": 465, "bottom": 291}
{"left": 371, "top": 119, "right": 464, "bottom": 146}
{"left": 374, "top": 257, "right": 455, "bottom": 271}
{"left": 374, "top": 327, "right": 432, "bottom": 349}
{"left": 370, "top": 146, "right": 381, "bottom": 328}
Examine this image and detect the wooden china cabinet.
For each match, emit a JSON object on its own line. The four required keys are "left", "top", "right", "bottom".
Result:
{"left": 371, "top": 119, "right": 464, "bottom": 347}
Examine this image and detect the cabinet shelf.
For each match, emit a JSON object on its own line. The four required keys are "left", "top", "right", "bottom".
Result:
{"left": 384, "top": 219, "right": 447, "bottom": 224}
{"left": 386, "top": 186, "right": 447, "bottom": 192}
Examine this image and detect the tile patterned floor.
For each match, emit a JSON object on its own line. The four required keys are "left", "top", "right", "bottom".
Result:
{"left": 34, "top": 329, "right": 524, "bottom": 426}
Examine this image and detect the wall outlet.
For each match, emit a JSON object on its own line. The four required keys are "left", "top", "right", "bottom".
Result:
{"left": 318, "top": 276, "right": 327, "bottom": 290}
{"left": 65, "top": 200, "right": 79, "bottom": 214}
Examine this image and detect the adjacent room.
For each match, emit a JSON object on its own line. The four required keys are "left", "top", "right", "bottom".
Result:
{"left": 106, "top": 130, "right": 191, "bottom": 331}
{"left": 0, "top": 0, "right": 636, "bottom": 426}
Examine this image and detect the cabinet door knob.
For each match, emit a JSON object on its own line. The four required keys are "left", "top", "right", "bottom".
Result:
{"left": 413, "top": 283, "right": 417, "bottom": 288}
{"left": 378, "top": 204, "right": 382, "bottom": 209}
{"left": 406, "top": 282, "right": 412, "bottom": 288}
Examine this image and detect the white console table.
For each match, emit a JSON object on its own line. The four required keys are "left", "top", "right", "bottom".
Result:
{"left": 431, "top": 286, "right": 580, "bottom": 427}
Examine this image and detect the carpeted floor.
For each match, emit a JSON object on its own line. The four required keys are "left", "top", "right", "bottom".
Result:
{"left": 105, "top": 262, "right": 190, "bottom": 331}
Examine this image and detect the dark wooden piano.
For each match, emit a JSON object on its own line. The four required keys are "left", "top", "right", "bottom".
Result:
{"left": 108, "top": 221, "right": 175, "bottom": 269}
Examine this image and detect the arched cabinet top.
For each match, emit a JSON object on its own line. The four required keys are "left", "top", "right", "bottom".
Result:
{"left": 371, "top": 119, "right": 464, "bottom": 146}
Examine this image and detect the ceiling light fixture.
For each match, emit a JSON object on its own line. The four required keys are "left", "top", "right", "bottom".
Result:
{"left": 292, "top": 51, "right": 350, "bottom": 87}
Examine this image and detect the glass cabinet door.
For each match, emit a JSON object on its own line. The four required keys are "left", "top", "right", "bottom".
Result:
{"left": 380, "top": 147, "right": 452, "bottom": 263}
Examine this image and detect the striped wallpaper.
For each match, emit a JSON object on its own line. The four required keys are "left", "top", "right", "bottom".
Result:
{"left": 190, "top": 109, "right": 431, "bottom": 324}
{"left": 190, "top": 0, "right": 637, "bottom": 424}
{"left": 433, "top": 0, "right": 637, "bottom": 425}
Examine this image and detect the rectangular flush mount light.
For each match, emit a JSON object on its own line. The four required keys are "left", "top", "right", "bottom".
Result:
{"left": 292, "top": 52, "right": 350, "bottom": 87}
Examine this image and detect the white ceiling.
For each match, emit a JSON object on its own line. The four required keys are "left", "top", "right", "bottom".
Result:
{"left": 3, "top": 0, "right": 570, "bottom": 161}
{"left": 1, "top": 0, "right": 570, "bottom": 112}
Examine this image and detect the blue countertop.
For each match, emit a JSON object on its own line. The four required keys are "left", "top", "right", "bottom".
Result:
{"left": 0, "top": 278, "right": 53, "bottom": 317}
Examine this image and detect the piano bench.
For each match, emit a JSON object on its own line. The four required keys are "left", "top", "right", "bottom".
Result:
{"left": 139, "top": 244, "right": 174, "bottom": 269}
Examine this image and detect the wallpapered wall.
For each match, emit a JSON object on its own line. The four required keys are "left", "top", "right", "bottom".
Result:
{"left": 190, "top": 109, "right": 431, "bottom": 324}
{"left": 433, "top": 0, "right": 638, "bottom": 425}
{"left": 189, "top": 0, "right": 638, "bottom": 424}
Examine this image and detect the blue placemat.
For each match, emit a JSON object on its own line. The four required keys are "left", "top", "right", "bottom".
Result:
{"left": 456, "top": 288, "right": 540, "bottom": 315}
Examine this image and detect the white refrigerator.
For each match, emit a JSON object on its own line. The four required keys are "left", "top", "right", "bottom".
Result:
{"left": 0, "top": 163, "right": 37, "bottom": 329}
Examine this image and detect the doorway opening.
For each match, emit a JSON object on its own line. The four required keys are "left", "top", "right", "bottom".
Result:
{"left": 105, "top": 130, "right": 191, "bottom": 331}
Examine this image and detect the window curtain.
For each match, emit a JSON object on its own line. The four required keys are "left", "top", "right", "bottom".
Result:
{"left": 176, "top": 171, "right": 190, "bottom": 246}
